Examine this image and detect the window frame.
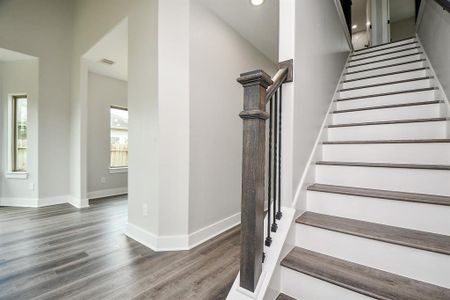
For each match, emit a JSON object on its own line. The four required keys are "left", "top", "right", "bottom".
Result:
{"left": 11, "top": 95, "right": 28, "bottom": 173}
{"left": 109, "top": 105, "right": 129, "bottom": 169}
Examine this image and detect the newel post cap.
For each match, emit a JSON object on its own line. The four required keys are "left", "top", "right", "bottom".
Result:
{"left": 237, "top": 70, "right": 273, "bottom": 88}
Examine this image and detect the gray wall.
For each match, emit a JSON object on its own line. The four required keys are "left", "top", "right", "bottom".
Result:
{"left": 292, "top": 1, "right": 350, "bottom": 196}
{"left": 188, "top": 1, "right": 277, "bottom": 233}
{"left": 418, "top": 0, "right": 450, "bottom": 100}
{"left": 87, "top": 72, "right": 128, "bottom": 197}
{"left": 0, "top": 0, "right": 73, "bottom": 201}
{"left": 0, "top": 60, "right": 39, "bottom": 201}
{"left": 391, "top": 17, "right": 416, "bottom": 42}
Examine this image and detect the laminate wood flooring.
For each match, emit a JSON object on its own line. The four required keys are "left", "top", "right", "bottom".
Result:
{"left": 0, "top": 196, "right": 240, "bottom": 300}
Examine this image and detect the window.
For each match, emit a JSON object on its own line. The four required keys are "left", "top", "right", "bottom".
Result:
{"left": 12, "top": 95, "right": 28, "bottom": 172}
{"left": 110, "top": 106, "right": 128, "bottom": 168}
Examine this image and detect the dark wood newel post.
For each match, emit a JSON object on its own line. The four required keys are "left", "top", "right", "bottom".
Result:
{"left": 237, "top": 70, "right": 273, "bottom": 292}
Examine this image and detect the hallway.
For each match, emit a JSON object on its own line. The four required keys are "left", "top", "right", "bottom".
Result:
{"left": 0, "top": 197, "right": 240, "bottom": 300}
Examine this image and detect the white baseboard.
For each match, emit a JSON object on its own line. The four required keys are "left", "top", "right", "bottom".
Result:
{"left": 0, "top": 197, "right": 39, "bottom": 207}
{"left": 68, "top": 196, "right": 89, "bottom": 208}
{"left": 39, "top": 195, "right": 70, "bottom": 207}
{"left": 126, "top": 212, "right": 241, "bottom": 251}
{"left": 188, "top": 212, "right": 241, "bottom": 248}
{"left": 87, "top": 187, "right": 128, "bottom": 200}
{"left": 126, "top": 222, "right": 189, "bottom": 251}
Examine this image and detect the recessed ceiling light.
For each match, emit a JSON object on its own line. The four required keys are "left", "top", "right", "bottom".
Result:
{"left": 250, "top": 0, "right": 264, "bottom": 6}
{"left": 352, "top": 25, "right": 357, "bottom": 29}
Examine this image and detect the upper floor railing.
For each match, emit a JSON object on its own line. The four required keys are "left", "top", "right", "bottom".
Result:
{"left": 237, "top": 59, "right": 293, "bottom": 292}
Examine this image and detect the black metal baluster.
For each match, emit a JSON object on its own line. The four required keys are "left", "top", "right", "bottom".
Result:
{"left": 276, "top": 86, "right": 283, "bottom": 220}
{"left": 271, "top": 91, "right": 278, "bottom": 233}
{"left": 265, "top": 95, "right": 274, "bottom": 247}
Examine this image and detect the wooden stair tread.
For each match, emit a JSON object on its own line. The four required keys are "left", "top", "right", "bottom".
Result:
{"left": 276, "top": 293, "right": 297, "bottom": 300}
{"left": 350, "top": 46, "right": 421, "bottom": 62}
{"left": 337, "top": 87, "right": 438, "bottom": 101}
{"left": 332, "top": 100, "right": 440, "bottom": 114}
{"left": 281, "top": 247, "right": 450, "bottom": 300}
{"left": 328, "top": 117, "right": 446, "bottom": 128}
{"left": 307, "top": 184, "right": 450, "bottom": 206}
{"left": 296, "top": 212, "right": 450, "bottom": 255}
{"left": 345, "top": 59, "right": 426, "bottom": 75}
{"left": 316, "top": 161, "right": 450, "bottom": 171}
{"left": 342, "top": 67, "right": 429, "bottom": 83}
{"left": 323, "top": 138, "right": 450, "bottom": 144}
{"left": 339, "top": 76, "right": 432, "bottom": 92}
{"left": 348, "top": 52, "right": 423, "bottom": 69}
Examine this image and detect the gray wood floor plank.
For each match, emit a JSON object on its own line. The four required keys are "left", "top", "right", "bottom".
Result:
{"left": 0, "top": 196, "right": 239, "bottom": 300}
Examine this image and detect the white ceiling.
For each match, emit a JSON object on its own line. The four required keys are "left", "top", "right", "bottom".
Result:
{"left": 83, "top": 19, "right": 128, "bottom": 81}
{"left": 352, "top": 0, "right": 368, "bottom": 33}
{"left": 199, "top": 0, "right": 279, "bottom": 63}
{"left": 0, "top": 48, "right": 37, "bottom": 61}
{"left": 390, "top": 0, "right": 415, "bottom": 23}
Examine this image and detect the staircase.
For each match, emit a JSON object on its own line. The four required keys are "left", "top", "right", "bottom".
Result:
{"left": 278, "top": 38, "right": 450, "bottom": 299}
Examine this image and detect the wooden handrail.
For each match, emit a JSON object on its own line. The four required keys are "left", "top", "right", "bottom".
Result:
{"left": 236, "top": 59, "right": 293, "bottom": 292}
{"left": 266, "top": 60, "right": 294, "bottom": 102}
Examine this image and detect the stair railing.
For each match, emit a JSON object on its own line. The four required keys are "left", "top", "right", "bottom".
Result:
{"left": 237, "top": 59, "right": 293, "bottom": 292}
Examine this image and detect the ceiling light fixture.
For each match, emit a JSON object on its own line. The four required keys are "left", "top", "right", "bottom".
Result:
{"left": 250, "top": 0, "right": 264, "bottom": 6}
{"left": 352, "top": 25, "right": 357, "bottom": 29}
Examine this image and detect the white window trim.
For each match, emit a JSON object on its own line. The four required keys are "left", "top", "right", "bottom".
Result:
{"left": 5, "top": 172, "right": 29, "bottom": 179}
{"left": 109, "top": 167, "right": 128, "bottom": 174}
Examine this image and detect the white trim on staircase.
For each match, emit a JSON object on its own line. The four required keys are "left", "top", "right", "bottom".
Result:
{"left": 292, "top": 53, "right": 353, "bottom": 210}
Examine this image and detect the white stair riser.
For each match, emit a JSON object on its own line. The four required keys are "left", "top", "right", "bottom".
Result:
{"left": 339, "top": 79, "right": 433, "bottom": 99}
{"left": 295, "top": 224, "right": 450, "bottom": 288}
{"left": 332, "top": 104, "right": 441, "bottom": 124}
{"left": 307, "top": 191, "right": 450, "bottom": 235}
{"left": 347, "top": 55, "right": 423, "bottom": 73}
{"left": 351, "top": 42, "right": 418, "bottom": 60}
{"left": 280, "top": 268, "right": 373, "bottom": 300}
{"left": 336, "top": 90, "right": 437, "bottom": 110}
{"left": 315, "top": 165, "right": 450, "bottom": 196}
{"left": 327, "top": 121, "right": 447, "bottom": 141}
{"left": 349, "top": 48, "right": 421, "bottom": 67}
{"left": 353, "top": 38, "right": 416, "bottom": 55}
{"left": 345, "top": 61, "right": 426, "bottom": 81}
{"left": 322, "top": 143, "right": 450, "bottom": 165}
{"left": 342, "top": 69, "right": 428, "bottom": 89}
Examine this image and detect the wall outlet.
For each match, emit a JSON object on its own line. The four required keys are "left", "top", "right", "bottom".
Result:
{"left": 143, "top": 203, "right": 148, "bottom": 216}
{"left": 101, "top": 177, "right": 106, "bottom": 184}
